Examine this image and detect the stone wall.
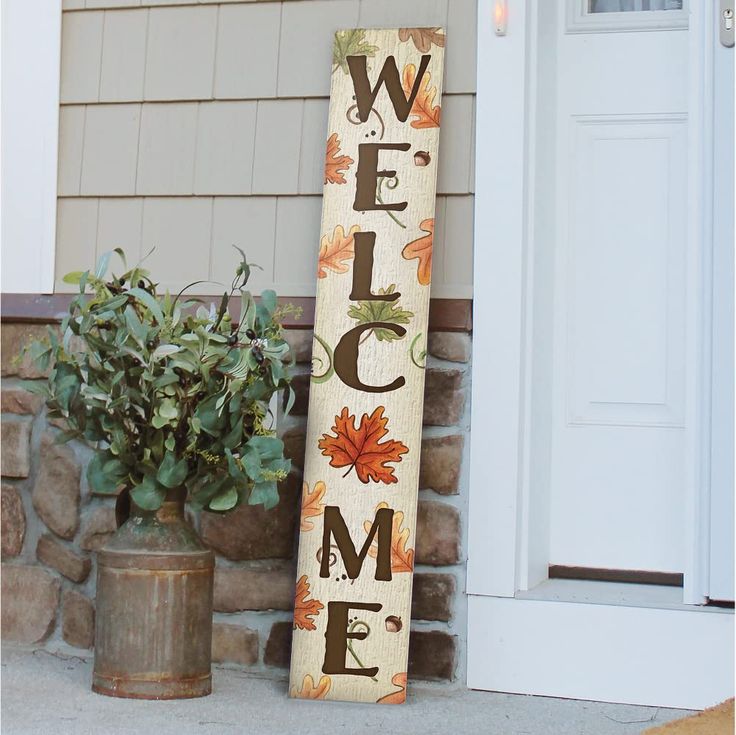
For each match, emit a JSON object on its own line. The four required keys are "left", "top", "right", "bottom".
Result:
{"left": 1, "top": 320, "right": 471, "bottom": 684}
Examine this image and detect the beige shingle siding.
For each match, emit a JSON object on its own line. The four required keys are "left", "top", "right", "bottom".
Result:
{"left": 56, "top": 0, "right": 476, "bottom": 298}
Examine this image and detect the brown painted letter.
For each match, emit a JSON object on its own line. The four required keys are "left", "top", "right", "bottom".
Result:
{"left": 350, "top": 232, "right": 400, "bottom": 302}
{"left": 323, "top": 601, "right": 383, "bottom": 677}
{"left": 320, "top": 505, "right": 393, "bottom": 581}
{"left": 347, "top": 54, "right": 431, "bottom": 123}
{"left": 334, "top": 323, "right": 406, "bottom": 393}
{"left": 353, "top": 143, "right": 411, "bottom": 212}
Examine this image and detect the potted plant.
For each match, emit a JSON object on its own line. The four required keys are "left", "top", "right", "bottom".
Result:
{"left": 24, "top": 249, "right": 295, "bottom": 699}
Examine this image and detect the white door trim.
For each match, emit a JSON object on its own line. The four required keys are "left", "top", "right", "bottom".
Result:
{"left": 468, "top": 594, "right": 734, "bottom": 710}
{"left": 467, "top": 0, "right": 733, "bottom": 706}
{"left": 0, "top": 0, "right": 61, "bottom": 294}
{"left": 467, "top": 0, "right": 532, "bottom": 598}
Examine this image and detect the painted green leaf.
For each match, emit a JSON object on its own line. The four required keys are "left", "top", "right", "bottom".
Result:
{"left": 333, "top": 30, "right": 378, "bottom": 75}
{"left": 347, "top": 285, "right": 414, "bottom": 341}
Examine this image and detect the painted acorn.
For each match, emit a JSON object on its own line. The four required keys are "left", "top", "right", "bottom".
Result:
{"left": 414, "top": 150, "right": 431, "bottom": 167}
{"left": 385, "top": 615, "right": 402, "bottom": 633}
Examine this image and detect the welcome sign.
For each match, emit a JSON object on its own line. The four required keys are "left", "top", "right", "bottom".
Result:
{"left": 288, "top": 28, "right": 445, "bottom": 704}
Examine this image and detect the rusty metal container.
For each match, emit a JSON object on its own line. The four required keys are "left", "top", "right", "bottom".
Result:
{"left": 93, "top": 488, "right": 214, "bottom": 699}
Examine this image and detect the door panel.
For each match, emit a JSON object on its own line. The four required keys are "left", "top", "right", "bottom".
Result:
{"left": 567, "top": 115, "right": 686, "bottom": 428}
{"left": 542, "top": 2, "right": 689, "bottom": 572}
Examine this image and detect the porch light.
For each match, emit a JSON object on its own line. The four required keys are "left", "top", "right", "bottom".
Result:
{"left": 494, "top": 0, "right": 508, "bottom": 35}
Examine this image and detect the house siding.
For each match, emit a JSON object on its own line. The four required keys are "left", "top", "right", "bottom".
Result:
{"left": 0, "top": 0, "right": 476, "bottom": 687}
{"left": 54, "top": 0, "right": 476, "bottom": 298}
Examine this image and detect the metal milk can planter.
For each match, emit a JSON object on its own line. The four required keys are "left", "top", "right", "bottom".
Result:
{"left": 93, "top": 488, "right": 214, "bottom": 699}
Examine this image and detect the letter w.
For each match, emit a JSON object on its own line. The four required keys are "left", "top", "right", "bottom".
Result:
{"left": 347, "top": 54, "right": 431, "bottom": 123}
{"left": 320, "top": 505, "right": 393, "bottom": 581}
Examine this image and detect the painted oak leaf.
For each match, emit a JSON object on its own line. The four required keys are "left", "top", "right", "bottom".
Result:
{"left": 376, "top": 672, "right": 408, "bottom": 704}
{"left": 293, "top": 574, "right": 324, "bottom": 631}
{"left": 365, "top": 502, "right": 414, "bottom": 574}
{"left": 290, "top": 674, "right": 331, "bottom": 700}
{"left": 398, "top": 27, "right": 446, "bottom": 53}
{"left": 324, "top": 133, "right": 354, "bottom": 185}
{"left": 402, "top": 63, "right": 441, "bottom": 129}
{"left": 318, "top": 406, "right": 408, "bottom": 484}
{"left": 333, "top": 29, "right": 378, "bottom": 75}
{"left": 300, "top": 480, "right": 326, "bottom": 532}
{"left": 402, "top": 219, "right": 434, "bottom": 286}
{"left": 318, "top": 224, "right": 359, "bottom": 279}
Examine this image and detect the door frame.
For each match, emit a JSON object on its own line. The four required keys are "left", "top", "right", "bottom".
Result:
{"left": 1, "top": 0, "right": 61, "bottom": 293}
{"left": 466, "top": 0, "right": 733, "bottom": 708}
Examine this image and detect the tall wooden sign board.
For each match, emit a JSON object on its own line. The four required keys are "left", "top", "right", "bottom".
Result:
{"left": 289, "top": 28, "right": 445, "bottom": 705}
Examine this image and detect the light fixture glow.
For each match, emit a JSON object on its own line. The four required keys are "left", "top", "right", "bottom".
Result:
{"left": 494, "top": 0, "right": 508, "bottom": 35}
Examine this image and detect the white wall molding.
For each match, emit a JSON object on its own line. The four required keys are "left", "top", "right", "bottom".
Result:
{"left": 1, "top": 0, "right": 62, "bottom": 293}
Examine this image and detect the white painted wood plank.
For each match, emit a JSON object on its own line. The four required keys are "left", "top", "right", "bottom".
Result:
{"left": 289, "top": 27, "right": 445, "bottom": 705}
{"left": 144, "top": 6, "right": 217, "bottom": 100}
{"left": 194, "top": 101, "right": 257, "bottom": 195}
{"left": 81, "top": 104, "right": 141, "bottom": 195}
{"left": 357, "top": 0, "right": 447, "bottom": 28}
{"left": 100, "top": 8, "right": 148, "bottom": 102}
{"left": 252, "top": 100, "right": 303, "bottom": 195}
{"left": 298, "top": 98, "right": 330, "bottom": 195}
{"left": 60, "top": 10, "right": 103, "bottom": 103}
{"left": 96, "top": 198, "right": 144, "bottom": 264}
{"left": 277, "top": 0, "right": 360, "bottom": 98}
{"left": 211, "top": 197, "right": 277, "bottom": 290}
{"left": 2, "top": 0, "right": 61, "bottom": 293}
{"left": 272, "top": 196, "right": 322, "bottom": 292}
{"left": 54, "top": 198, "right": 99, "bottom": 292}
{"left": 445, "top": 0, "right": 477, "bottom": 93}
{"left": 442, "top": 195, "right": 474, "bottom": 287}
{"left": 467, "top": 0, "right": 530, "bottom": 597}
{"left": 467, "top": 594, "right": 734, "bottom": 710}
{"left": 140, "top": 197, "right": 212, "bottom": 289}
{"left": 214, "top": 3, "right": 281, "bottom": 100}
{"left": 136, "top": 103, "right": 198, "bottom": 194}
{"left": 57, "top": 106, "right": 85, "bottom": 196}
{"left": 437, "top": 94, "right": 473, "bottom": 194}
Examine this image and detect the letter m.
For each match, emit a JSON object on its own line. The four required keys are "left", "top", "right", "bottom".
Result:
{"left": 320, "top": 505, "right": 393, "bottom": 581}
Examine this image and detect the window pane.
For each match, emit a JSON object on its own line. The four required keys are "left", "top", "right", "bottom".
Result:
{"left": 589, "top": 0, "right": 683, "bottom": 12}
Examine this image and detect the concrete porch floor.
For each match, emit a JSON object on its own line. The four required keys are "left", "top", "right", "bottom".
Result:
{"left": 1, "top": 646, "right": 693, "bottom": 735}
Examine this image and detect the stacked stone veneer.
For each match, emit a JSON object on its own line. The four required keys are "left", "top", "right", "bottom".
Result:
{"left": 1, "top": 321, "right": 471, "bottom": 684}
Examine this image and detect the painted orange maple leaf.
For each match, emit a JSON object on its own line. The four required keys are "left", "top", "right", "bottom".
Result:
{"left": 318, "top": 406, "right": 409, "bottom": 484}
{"left": 300, "top": 480, "right": 326, "bottom": 532}
{"left": 402, "top": 63, "right": 441, "bottom": 129}
{"left": 324, "top": 133, "right": 354, "bottom": 185}
{"left": 365, "top": 502, "right": 414, "bottom": 574}
{"left": 398, "top": 27, "right": 445, "bottom": 53}
{"left": 290, "top": 674, "right": 331, "bottom": 700}
{"left": 402, "top": 219, "right": 434, "bottom": 286}
{"left": 376, "top": 672, "right": 407, "bottom": 704}
{"left": 317, "top": 224, "right": 359, "bottom": 279}
{"left": 293, "top": 574, "right": 323, "bottom": 631}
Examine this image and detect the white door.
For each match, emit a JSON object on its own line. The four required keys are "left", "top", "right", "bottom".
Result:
{"left": 544, "top": 2, "right": 689, "bottom": 575}
{"left": 467, "top": 0, "right": 734, "bottom": 708}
